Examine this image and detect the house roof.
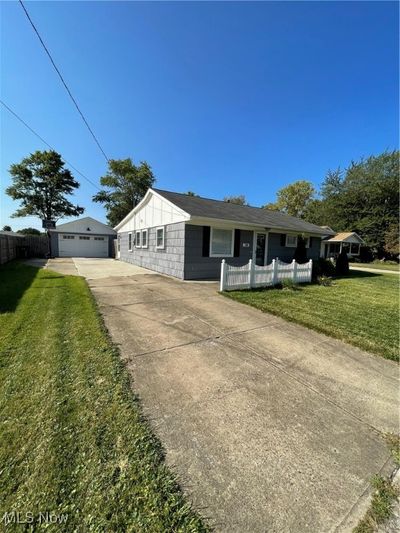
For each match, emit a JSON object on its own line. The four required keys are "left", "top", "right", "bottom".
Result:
{"left": 0, "top": 231, "right": 24, "bottom": 238}
{"left": 153, "top": 189, "right": 333, "bottom": 235}
{"left": 323, "top": 232, "right": 365, "bottom": 244}
{"left": 50, "top": 216, "right": 116, "bottom": 235}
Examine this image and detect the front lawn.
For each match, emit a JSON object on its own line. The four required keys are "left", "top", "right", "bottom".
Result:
{"left": 222, "top": 272, "right": 399, "bottom": 361}
{"left": 0, "top": 262, "right": 207, "bottom": 531}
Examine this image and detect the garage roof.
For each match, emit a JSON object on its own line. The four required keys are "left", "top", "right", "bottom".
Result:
{"left": 50, "top": 217, "right": 116, "bottom": 235}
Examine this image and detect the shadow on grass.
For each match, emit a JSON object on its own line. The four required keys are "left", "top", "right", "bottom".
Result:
{"left": 0, "top": 261, "right": 41, "bottom": 313}
{"left": 340, "top": 270, "right": 382, "bottom": 279}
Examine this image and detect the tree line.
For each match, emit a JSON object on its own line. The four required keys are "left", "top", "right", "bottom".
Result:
{"left": 5, "top": 149, "right": 398, "bottom": 258}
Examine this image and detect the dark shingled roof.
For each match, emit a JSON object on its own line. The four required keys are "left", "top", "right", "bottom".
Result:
{"left": 154, "top": 189, "right": 332, "bottom": 235}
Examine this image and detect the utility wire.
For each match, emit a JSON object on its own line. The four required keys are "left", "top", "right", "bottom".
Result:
{"left": 18, "top": 0, "right": 110, "bottom": 163}
{"left": 1, "top": 99, "right": 102, "bottom": 191}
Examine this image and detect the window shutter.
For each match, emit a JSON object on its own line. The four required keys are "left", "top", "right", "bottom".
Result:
{"left": 202, "top": 226, "right": 210, "bottom": 257}
{"left": 234, "top": 229, "right": 241, "bottom": 257}
{"left": 280, "top": 234, "right": 286, "bottom": 247}
{"left": 309, "top": 237, "right": 313, "bottom": 248}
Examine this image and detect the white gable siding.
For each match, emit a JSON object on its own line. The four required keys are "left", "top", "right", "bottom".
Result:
{"left": 55, "top": 217, "right": 115, "bottom": 235}
{"left": 117, "top": 192, "right": 189, "bottom": 233}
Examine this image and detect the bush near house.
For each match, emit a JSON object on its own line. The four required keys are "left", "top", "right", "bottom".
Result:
{"left": 335, "top": 249, "right": 350, "bottom": 275}
{"left": 312, "top": 258, "right": 336, "bottom": 280}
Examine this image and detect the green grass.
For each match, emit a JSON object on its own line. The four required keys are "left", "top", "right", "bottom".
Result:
{"left": 353, "top": 434, "right": 400, "bottom": 532}
{"left": 350, "top": 262, "right": 400, "bottom": 272}
{"left": 222, "top": 272, "right": 399, "bottom": 361}
{"left": 353, "top": 475, "right": 399, "bottom": 533}
{"left": 0, "top": 262, "right": 207, "bottom": 531}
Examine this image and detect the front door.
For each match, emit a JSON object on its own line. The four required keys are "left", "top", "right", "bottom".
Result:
{"left": 256, "top": 233, "right": 266, "bottom": 266}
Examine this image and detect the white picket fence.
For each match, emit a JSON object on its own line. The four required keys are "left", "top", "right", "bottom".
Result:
{"left": 220, "top": 258, "right": 313, "bottom": 291}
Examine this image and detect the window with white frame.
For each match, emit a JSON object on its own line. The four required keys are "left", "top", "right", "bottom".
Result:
{"left": 142, "top": 229, "right": 148, "bottom": 248}
{"left": 285, "top": 235, "right": 310, "bottom": 248}
{"left": 135, "top": 231, "right": 141, "bottom": 248}
{"left": 156, "top": 227, "right": 165, "bottom": 249}
{"left": 350, "top": 243, "right": 360, "bottom": 255}
{"left": 210, "top": 228, "right": 234, "bottom": 257}
{"left": 128, "top": 232, "right": 132, "bottom": 251}
{"left": 285, "top": 234, "right": 297, "bottom": 247}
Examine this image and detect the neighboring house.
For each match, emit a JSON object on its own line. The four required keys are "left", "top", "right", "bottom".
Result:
{"left": 115, "top": 188, "right": 334, "bottom": 280}
{"left": 0, "top": 231, "right": 25, "bottom": 238}
{"left": 49, "top": 217, "right": 116, "bottom": 258}
{"left": 321, "top": 232, "right": 365, "bottom": 259}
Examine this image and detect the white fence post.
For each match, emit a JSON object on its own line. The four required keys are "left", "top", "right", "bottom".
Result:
{"left": 272, "top": 259, "right": 277, "bottom": 286}
{"left": 248, "top": 259, "right": 254, "bottom": 288}
{"left": 309, "top": 259, "right": 313, "bottom": 282}
{"left": 220, "top": 259, "right": 227, "bottom": 291}
{"left": 292, "top": 259, "right": 297, "bottom": 283}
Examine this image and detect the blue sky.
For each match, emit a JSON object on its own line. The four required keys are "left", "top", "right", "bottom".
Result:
{"left": 1, "top": 1, "right": 398, "bottom": 230}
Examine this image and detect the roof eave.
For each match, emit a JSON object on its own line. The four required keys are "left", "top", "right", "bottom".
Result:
{"left": 189, "top": 216, "right": 330, "bottom": 236}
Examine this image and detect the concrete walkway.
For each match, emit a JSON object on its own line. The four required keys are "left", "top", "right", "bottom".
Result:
{"left": 350, "top": 266, "right": 399, "bottom": 275}
{"left": 84, "top": 261, "right": 399, "bottom": 533}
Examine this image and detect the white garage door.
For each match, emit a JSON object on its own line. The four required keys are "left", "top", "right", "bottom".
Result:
{"left": 58, "top": 234, "right": 108, "bottom": 257}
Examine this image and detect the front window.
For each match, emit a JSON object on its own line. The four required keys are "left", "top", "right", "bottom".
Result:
{"left": 156, "top": 227, "right": 165, "bottom": 249}
{"left": 135, "top": 231, "right": 141, "bottom": 248}
{"left": 350, "top": 243, "right": 360, "bottom": 255}
{"left": 210, "top": 228, "right": 233, "bottom": 257}
{"left": 285, "top": 234, "right": 297, "bottom": 247}
{"left": 142, "top": 229, "right": 148, "bottom": 248}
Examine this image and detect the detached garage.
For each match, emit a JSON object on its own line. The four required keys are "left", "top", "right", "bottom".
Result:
{"left": 49, "top": 217, "right": 116, "bottom": 258}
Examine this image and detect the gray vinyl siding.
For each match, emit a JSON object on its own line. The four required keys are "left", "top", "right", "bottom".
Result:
{"left": 184, "top": 224, "right": 254, "bottom": 280}
{"left": 119, "top": 222, "right": 185, "bottom": 279}
{"left": 267, "top": 233, "right": 321, "bottom": 262}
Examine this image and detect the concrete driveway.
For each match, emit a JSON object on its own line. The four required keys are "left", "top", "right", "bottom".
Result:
{"left": 43, "top": 257, "right": 152, "bottom": 278}
{"left": 83, "top": 260, "right": 399, "bottom": 532}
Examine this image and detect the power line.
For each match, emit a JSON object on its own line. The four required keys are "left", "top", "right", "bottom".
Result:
{"left": 1, "top": 99, "right": 102, "bottom": 191}
{"left": 18, "top": 0, "right": 110, "bottom": 163}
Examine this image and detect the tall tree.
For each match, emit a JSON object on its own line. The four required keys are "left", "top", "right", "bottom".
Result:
{"left": 223, "top": 195, "right": 247, "bottom": 205}
{"left": 17, "top": 228, "right": 42, "bottom": 236}
{"left": 186, "top": 191, "right": 199, "bottom": 197}
{"left": 263, "top": 180, "right": 316, "bottom": 218}
{"left": 2, "top": 225, "right": 12, "bottom": 232}
{"left": 6, "top": 150, "right": 84, "bottom": 221}
{"left": 314, "top": 152, "right": 398, "bottom": 253}
{"left": 384, "top": 223, "right": 399, "bottom": 257}
{"left": 93, "top": 158, "right": 155, "bottom": 227}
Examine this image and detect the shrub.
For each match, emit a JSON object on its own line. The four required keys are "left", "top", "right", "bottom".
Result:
{"left": 312, "top": 258, "right": 336, "bottom": 280}
{"left": 317, "top": 275, "right": 333, "bottom": 286}
{"left": 293, "top": 236, "right": 308, "bottom": 263}
{"left": 280, "top": 278, "right": 300, "bottom": 291}
{"left": 336, "top": 249, "right": 349, "bottom": 275}
{"left": 359, "top": 246, "right": 374, "bottom": 263}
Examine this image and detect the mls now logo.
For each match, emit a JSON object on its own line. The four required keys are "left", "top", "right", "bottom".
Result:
{"left": 1, "top": 511, "right": 68, "bottom": 525}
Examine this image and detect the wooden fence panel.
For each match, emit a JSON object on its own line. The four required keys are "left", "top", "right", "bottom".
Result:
{"left": 0, "top": 235, "right": 49, "bottom": 265}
